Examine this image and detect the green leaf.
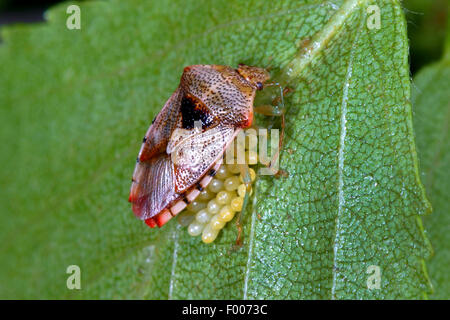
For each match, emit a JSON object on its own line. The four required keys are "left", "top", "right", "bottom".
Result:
{"left": 0, "top": 0, "right": 432, "bottom": 299}
{"left": 412, "top": 14, "right": 450, "bottom": 300}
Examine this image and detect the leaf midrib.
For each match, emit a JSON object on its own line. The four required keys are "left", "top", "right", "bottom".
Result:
{"left": 331, "top": 8, "right": 364, "bottom": 299}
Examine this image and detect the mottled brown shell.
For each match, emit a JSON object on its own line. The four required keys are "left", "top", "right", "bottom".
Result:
{"left": 129, "top": 64, "right": 269, "bottom": 227}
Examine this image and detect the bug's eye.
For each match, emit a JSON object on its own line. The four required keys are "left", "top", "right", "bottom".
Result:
{"left": 256, "top": 82, "right": 263, "bottom": 90}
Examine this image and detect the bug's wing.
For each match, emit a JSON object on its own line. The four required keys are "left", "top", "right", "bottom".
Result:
{"left": 130, "top": 87, "right": 183, "bottom": 220}
{"left": 168, "top": 125, "right": 238, "bottom": 193}
{"left": 130, "top": 153, "right": 177, "bottom": 220}
{"left": 139, "top": 88, "right": 183, "bottom": 162}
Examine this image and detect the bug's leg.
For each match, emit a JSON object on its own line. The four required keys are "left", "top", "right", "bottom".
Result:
{"left": 251, "top": 84, "right": 290, "bottom": 131}
{"left": 253, "top": 104, "right": 286, "bottom": 176}
{"left": 256, "top": 82, "right": 290, "bottom": 176}
{"left": 253, "top": 105, "right": 284, "bottom": 117}
{"left": 271, "top": 87, "right": 293, "bottom": 106}
{"left": 232, "top": 163, "right": 253, "bottom": 246}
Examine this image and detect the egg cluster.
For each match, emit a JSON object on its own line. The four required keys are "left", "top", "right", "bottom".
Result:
{"left": 177, "top": 133, "right": 258, "bottom": 243}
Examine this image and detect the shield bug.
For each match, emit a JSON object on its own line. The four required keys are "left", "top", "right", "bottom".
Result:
{"left": 129, "top": 64, "right": 282, "bottom": 241}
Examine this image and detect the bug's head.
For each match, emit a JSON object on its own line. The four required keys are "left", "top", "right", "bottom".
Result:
{"left": 236, "top": 64, "right": 270, "bottom": 90}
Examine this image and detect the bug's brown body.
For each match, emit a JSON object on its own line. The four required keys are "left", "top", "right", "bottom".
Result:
{"left": 129, "top": 64, "right": 269, "bottom": 228}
